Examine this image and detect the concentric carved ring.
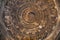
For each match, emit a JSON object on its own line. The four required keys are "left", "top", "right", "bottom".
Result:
{"left": 3, "top": 0, "right": 58, "bottom": 40}
{"left": 19, "top": 3, "right": 41, "bottom": 29}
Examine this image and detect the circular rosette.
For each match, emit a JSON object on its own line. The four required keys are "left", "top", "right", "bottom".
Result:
{"left": 3, "top": 0, "right": 58, "bottom": 40}
{"left": 18, "top": 3, "right": 41, "bottom": 29}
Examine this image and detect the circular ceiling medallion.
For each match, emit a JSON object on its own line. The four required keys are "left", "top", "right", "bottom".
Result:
{"left": 3, "top": 0, "right": 58, "bottom": 40}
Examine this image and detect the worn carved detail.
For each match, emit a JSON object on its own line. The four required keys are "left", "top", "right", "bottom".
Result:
{"left": 1, "top": 0, "right": 58, "bottom": 40}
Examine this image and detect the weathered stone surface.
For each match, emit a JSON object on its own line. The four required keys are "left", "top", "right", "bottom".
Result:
{"left": 0, "top": 0, "right": 59, "bottom": 40}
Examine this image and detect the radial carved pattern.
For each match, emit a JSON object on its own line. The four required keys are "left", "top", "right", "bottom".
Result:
{"left": 3, "top": 0, "right": 58, "bottom": 40}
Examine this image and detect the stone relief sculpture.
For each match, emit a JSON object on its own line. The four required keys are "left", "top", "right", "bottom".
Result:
{"left": 0, "top": 0, "right": 60, "bottom": 40}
